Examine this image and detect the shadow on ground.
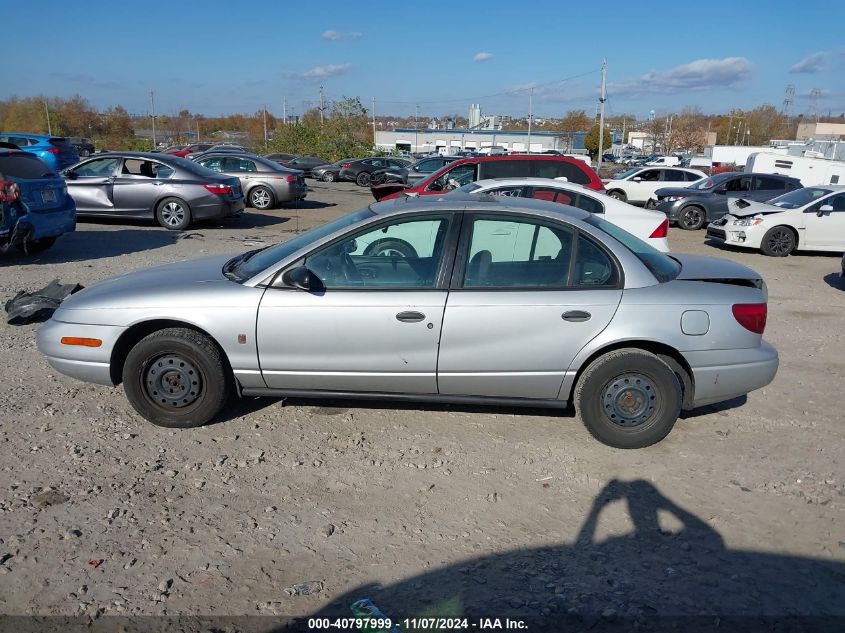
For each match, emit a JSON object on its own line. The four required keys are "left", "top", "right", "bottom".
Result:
{"left": 823, "top": 272, "right": 845, "bottom": 290}
{"left": 0, "top": 229, "right": 177, "bottom": 265}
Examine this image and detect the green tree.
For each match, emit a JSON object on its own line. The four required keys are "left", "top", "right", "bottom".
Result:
{"left": 584, "top": 123, "right": 611, "bottom": 159}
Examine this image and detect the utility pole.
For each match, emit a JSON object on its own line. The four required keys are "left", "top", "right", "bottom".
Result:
{"left": 527, "top": 88, "right": 533, "bottom": 153}
{"left": 319, "top": 85, "right": 325, "bottom": 125}
{"left": 415, "top": 104, "right": 419, "bottom": 129}
{"left": 44, "top": 101, "right": 52, "bottom": 135}
{"left": 283, "top": 97, "right": 287, "bottom": 125}
{"left": 263, "top": 106, "right": 268, "bottom": 144}
{"left": 195, "top": 116, "right": 200, "bottom": 142}
{"left": 621, "top": 117, "right": 626, "bottom": 148}
{"left": 150, "top": 90, "right": 156, "bottom": 150}
{"left": 597, "top": 59, "right": 607, "bottom": 173}
{"left": 371, "top": 97, "right": 377, "bottom": 147}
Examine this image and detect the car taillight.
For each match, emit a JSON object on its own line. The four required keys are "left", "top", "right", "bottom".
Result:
{"left": 649, "top": 218, "right": 668, "bottom": 239}
{"left": 1, "top": 180, "right": 20, "bottom": 201}
{"left": 341, "top": 163, "right": 351, "bottom": 169}
{"left": 46, "top": 148, "right": 60, "bottom": 154}
{"left": 286, "top": 175, "right": 297, "bottom": 183}
{"left": 203, "top": 183, "right": 233, "bottom": 195}
{"left": 732, "top": 303, "right": 767, "bottom": 334}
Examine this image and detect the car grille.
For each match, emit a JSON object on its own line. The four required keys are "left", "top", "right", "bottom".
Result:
{"left": 706, "top": 227, "right": 726, "bottom": 241}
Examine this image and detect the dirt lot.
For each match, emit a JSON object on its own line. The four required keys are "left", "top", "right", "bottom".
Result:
{"left": 1, "top": 181, "right": 844, "bottom": 631}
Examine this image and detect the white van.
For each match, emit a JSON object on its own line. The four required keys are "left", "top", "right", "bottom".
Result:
{"left": 744, "top": 152, "right": 845, "bottom": 187}
{"left": 645, "top": 156, "right": 681, "bottom": 167}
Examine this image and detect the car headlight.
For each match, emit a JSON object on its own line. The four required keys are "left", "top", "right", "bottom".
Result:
{"left": 733, "top": 215, "right": 764, "bottom": 227}
{"left": 666, "top": 196, "right": 685, "bottom": 202}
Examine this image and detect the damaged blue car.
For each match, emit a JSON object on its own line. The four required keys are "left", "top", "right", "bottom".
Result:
{"left": 1, "top": 145, "right": 75, "bottom": 253}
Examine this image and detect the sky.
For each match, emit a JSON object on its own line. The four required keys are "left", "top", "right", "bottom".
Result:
{"left": 5, "top": 0, "right": 845, "bottom": 121}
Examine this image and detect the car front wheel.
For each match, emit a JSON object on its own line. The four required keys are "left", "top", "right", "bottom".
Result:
{"left": 574, "top": 349, "right": 682, "bottom": 449}
{"left": 677, "top": 205, "right": 706, "bottom": 230}
{"left": 760, "top": 226, "right": 796, "bottom": 257}
{"left": 122, "top": 328, "right": 231, "bottom": 428}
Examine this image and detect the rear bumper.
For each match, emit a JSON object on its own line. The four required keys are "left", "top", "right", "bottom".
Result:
{"left": 192, "top": 198, "right": 244, "bottom": 220}
{"left": 684, "top": 341, "right": 779, "bottom": 408}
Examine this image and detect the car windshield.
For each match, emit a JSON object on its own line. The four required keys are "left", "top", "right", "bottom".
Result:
{"left": 768, "top": 187, "right": 832, "bottom": 209}
{"left": 688, "top": 173, "right": 734, "bottom": 190}
{"left": 226, "top": 208, "right": 375, "bottom": 281}
{"left": 584, "top": 214, "right": 681, "bottom": 283}
{"left": 611, "top": 167, "right": 641, "bottom": 180}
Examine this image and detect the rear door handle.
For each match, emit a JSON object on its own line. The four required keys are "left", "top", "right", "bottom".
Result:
{"left": 396, "top": 311, "right": 425, "bottom": 323}
{"left": 562, "top": 310, "right": 591, "bottom": 322}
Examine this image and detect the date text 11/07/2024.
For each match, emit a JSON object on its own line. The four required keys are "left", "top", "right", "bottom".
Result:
{"left": 307, "top": 617, "right": 529, "bottom": 630}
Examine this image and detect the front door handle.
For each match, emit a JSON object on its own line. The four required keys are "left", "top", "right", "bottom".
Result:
{"left": 396, "top": 311, "right": 425, "bottom": 323}
{"left": 562, "top": 310, "right": 591, "bottom": 322}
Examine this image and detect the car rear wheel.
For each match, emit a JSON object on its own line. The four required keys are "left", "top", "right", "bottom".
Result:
{"left": 607, "top": 190, "right": 627, "bottom": 202}
{"left": 322, "top": 172, "right": 335, "bottom": 182}
{"left": 122, "top": 328, "right": 231, "bottom": 428}
{"left": 156, "top": 197, "right": 191, "bottom": 230}
{"left": 249, "top": 186, "right": 275, "bottom": 210}
{"left": 760, "top": 226, "right": 796, "bottom": 257}
{"left": 16, "top": 236, "right": 57, "bottom": 253}
{"left": 574, "top": 349, "right": 682, "bottom": 449}
{"left": 356, "top": 172, "right": 371, "bottom": 187}
{"left": 677, "top": 205, "right": 706, "bottom": 231}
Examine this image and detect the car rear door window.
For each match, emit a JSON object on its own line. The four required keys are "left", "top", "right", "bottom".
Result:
{"left": 462, "top": 217, "right": 575, "bottom": 288}
{"left": 305, "top": 216, "right": 451, "bottom": 289}
{"left": 754, "top": 175, "right": 787, "bottom": 191}
{"left": 684, "top": 171, "right": 702, "bottom": 181}
{"left": 662, "top": 169, "right": 688, "bottom": 182}
{"left": 532, "top": 160, "right": 590, "bottom": 184}
{"left": 530, "top": 187, "right": 603, "bottom": 214}
{"left": 479, "top": 160, "right": 531, "bottom": 179}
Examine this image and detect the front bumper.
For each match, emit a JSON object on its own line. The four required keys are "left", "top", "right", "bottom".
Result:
{"left": 655, "top": 200, "right": 684, "bottom": 222}
{"left": 705, "top": 219, "right": 763, "bottom": 250}
{"left": 684, "top": 342, "right": 779, "bottom": 408}
{"left": 36, "top": 319, "right": 126, "bottom": 386}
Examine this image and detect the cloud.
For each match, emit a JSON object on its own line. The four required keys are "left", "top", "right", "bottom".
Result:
{"left": 789, "top": 51, "right": 827, "bottom": 74}
{"left": 473, "top": 52, "right": 494, "bottom": 62}
{"left": 285, "top": 63, "right": 351, "bottom": 81}
{"left": 49, "top": 72, "right": 122, "bottom": 90}
{"left": 322, "top": 30, "right": 362, "bottom": 41}
{"left": 609, "top": 57, "right": 752, "bottom": 98}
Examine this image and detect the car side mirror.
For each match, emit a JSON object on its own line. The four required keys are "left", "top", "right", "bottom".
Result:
{"left": 63, "top": 170, "right": 78, "bottom": 180}
{"left": 632, "top": 177, "right": 642, "bottom": 182}
{"left": 282, "top": 265, "right": 320, "bottom": 291}
{"left": 818, "top": 204, "right": 834, "bottom": 216}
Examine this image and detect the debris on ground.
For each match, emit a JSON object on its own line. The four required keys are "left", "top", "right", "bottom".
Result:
{"left": 284, "top": 581, "right": 323, "bottom": 597}
{"left": 4, "top": 279, "right": 83, "bottom": 324}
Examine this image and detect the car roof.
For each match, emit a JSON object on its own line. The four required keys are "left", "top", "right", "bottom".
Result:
{"left": 2, "top": 132, "right": 49, "bottom": 139}
{"left": 368, "top": 191, "right": 592, "bottom": 223}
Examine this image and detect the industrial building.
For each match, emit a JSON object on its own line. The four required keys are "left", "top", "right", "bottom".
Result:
{"left": 375, "top": 128, "right": 618, "bottom": 155}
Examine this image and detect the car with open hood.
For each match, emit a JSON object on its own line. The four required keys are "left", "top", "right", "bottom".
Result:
{"left": 706, "top": 185, "right": 845, "bottom": 256}
{"left": 37, "top": 194, "right": 777, "bottom": 449}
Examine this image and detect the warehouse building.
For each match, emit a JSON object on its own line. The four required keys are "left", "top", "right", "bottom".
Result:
{"left": 374, "top": 128, "right": 617, "bottom": 155}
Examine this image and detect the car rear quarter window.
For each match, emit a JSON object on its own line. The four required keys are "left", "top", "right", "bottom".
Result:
{"left": 0, "top": 154, "right": 55, "bottom": 178}
{"left": 533, "top": 160, "right": 590, "bottom": 185}
{"left": 754, "top": 176, "right": 787, "bottom": 191}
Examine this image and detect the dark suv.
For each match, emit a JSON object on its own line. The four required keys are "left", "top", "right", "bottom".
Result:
{"left": 655, "top": 172, "right": 802, "bottom": 230}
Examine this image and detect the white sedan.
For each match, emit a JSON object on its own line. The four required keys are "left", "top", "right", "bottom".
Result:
{"left": 458, "top": 178, "right": 670, "bottom": 252}
{"left": 705, "top": 185, "right": 845, "bottom": 256}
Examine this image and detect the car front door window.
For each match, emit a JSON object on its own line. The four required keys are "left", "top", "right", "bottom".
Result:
{"left": 72, "top": 158, "right": 121, "bottom": 177}
{"left": 428, "top": 164, "right": 477, "bottom": 191}
{"left": 304, "top": 216, "right": 451, "bottom": 289}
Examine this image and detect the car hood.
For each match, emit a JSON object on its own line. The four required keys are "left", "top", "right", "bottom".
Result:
{"left": 654, "top": 186, "right": 705, "bottom": 197}
{"left": 672, "top": 253, "right": 761, "bottom": 282}
{"left": 726, "top": 198, "right": 786, "bottom": 217}
{"left": 58, "top": 254, "right": 234, "bottom": 311}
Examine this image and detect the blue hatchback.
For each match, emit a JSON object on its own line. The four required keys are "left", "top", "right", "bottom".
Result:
{"left": 1, "top": 148, "right": 76, "bottom": 252}
{"left": 0, "top": 133, "right": 79, "bottom": 171}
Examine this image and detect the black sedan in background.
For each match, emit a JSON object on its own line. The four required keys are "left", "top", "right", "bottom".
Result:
{"left": 339, "top": 157, "right": 412, "bottom": 186}
{"left": 371, "top": 155, "right": 460, "bottom": 185}
{"left": 266, "top": 152, "right": 297, "bottom": 164}
{"left": 280, "top": 156, "right": 330, "bottom": 177}
{"left": 63, "top": 152, "right": 244, "bottom": 230}
{"left": 312, "top": 159, "right": 353, "bottom": 182}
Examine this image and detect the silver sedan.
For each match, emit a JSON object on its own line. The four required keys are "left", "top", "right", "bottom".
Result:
{"left": 36, "top": 194, "right": 778, "bottom": 448}
{"left": 193, "top": 153, "right": 307, "bottom": 210}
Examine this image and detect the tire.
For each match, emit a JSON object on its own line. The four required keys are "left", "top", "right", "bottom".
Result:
{"left": 677, "top": 205, "right": 706, "bottom": 231}
{"left": 249, "top": 186, "right": 275, "bottom": 210}
{"left": 574, "top": 348, "right": 682, "bottom": 449}
{"left": 322, "top": 171, "right": 335, "bottom": 182}
{"left": 356, "top": 172, "right": 371, "bottom": 187}
{"left": 122, "top": 328, "right": 231, "bottom": 428}
{"left": 760, "top": 225, "right": 796, "bottom": 257}
{"left": 608, "top": 190, "right": 627, "bottom": 202}
{"left": 156, "top": 197, "right": 191, "bottom": 230}
{"left": 79, "top": 149, "right": 91, "bottom": 157}
{"left": 363, "top": 238, "right": 418, "bottom": 258}
{"left": 644, "top": 198, "right": 656, "bottom": 209}
{"left": 16, "top": 236, "right": 56, "bottom": 253}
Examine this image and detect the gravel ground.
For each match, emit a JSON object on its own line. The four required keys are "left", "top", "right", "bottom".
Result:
{"left": 1, "top": 181, "right": 844, "bottom": 630}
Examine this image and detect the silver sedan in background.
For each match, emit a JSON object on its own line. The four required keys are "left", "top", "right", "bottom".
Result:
{"left": 194, "top": 153, "right": 307, "bottom": 210}
{"left": 63, "top": 152, "right": 244, "bottom": 230}
{"left": 36, "top": 194, "right": 778, "bottom": 448}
